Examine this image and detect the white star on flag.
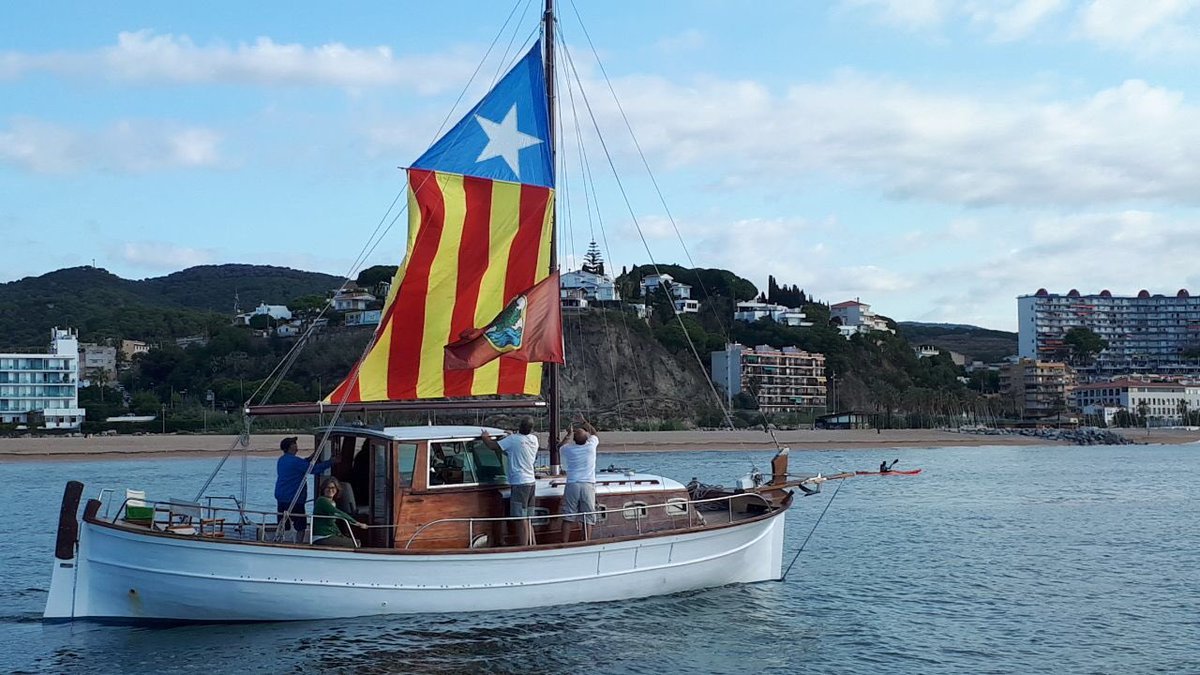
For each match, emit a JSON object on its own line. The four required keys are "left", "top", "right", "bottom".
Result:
{"left": 474, "top": 105, "right": 543, "bottom": 179}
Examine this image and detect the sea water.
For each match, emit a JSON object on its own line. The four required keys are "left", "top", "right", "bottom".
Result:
{"left": 2, "top": 444, "right": 1198, "bottom": 674}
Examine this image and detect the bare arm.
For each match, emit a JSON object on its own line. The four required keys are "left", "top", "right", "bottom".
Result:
{"left": 479, "top": 430, "right": 502, "bottom": 453}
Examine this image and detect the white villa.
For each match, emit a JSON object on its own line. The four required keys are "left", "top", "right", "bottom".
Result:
{"left": 332, "top": 287, "right": 376, "bottom": 312}
{"left": 830, "top": 300, "right": 892, "bottom": 337}
{"left": 640, "top": 273, "right": 698, "bottom": 314}
{"left": 561, "top": 270, "right": 620, "bottom": 303}
{"left": 734, "top": 301, "right": 812, "bottom": 327}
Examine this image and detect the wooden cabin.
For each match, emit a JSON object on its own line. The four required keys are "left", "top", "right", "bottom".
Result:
{"left": 313, "top": 424, "right": 727, "bottom": 550}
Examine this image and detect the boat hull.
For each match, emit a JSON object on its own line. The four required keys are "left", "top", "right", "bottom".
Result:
{"left": 46, "top": 510, "right": 787, "bottom": 622}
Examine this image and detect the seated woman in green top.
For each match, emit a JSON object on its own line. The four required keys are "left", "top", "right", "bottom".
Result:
{"left": 312, "top": 478, "right": 367, "bottom": 548}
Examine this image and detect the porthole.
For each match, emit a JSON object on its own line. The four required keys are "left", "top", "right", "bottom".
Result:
{"left": 665, "top": 498, "right": 688, "bottom": 517}
{"left": 622, "top": 501, "right": 648, "bottom": 520}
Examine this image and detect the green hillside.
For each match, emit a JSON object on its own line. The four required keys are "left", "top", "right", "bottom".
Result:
{"left": 896, "top": 322, "right": 1018, "bottom": 363}
{"left": 0, "top": 265, "right": 342, "bottom": 350}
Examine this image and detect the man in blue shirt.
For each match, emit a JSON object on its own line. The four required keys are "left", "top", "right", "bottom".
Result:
{"left": 275, "top": 436, "right": 333, "bottom": 538}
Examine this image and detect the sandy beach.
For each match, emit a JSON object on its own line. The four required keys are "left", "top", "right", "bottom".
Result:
{"left": 1, "top": 427, "right": 1196, "bottom": 462}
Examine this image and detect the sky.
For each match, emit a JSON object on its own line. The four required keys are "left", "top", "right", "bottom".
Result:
{"left": 4, "top": 0, "right": 1200, "bottom": 331}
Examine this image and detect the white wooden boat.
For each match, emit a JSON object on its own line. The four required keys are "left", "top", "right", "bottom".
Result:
{"left": 44, "top": 0, "right": 822, "bottom": 623}
{"left": 46, "top": 426, "right": 801, "bottom": 621}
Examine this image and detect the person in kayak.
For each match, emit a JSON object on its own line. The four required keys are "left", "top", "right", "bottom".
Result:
{"left": 880, "top": 459, "right": 899, "bottom": 473}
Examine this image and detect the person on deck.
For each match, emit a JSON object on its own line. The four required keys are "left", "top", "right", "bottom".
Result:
{"left": 312, "top": 478, "right": 367, "bottom": 548}
{"left": 558, "top": 414, "right": 599, "bottom": 542}
{"left": 275, "top": 436, "right": 333, "bottom": 538}
{"left": 480, "top": 416, "right": 540, "bottom": 546}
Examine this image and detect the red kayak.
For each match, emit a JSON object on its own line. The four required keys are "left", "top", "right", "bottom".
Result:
{"left": 855, "top": 469, "right": 922, "bottom": 476}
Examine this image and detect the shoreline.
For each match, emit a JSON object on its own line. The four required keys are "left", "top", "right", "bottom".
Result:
{"left": 1, "top": 428, "right": 1196, "bottom": 463}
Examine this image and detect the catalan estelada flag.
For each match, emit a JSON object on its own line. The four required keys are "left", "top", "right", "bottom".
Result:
{"left": 325, "top": 42, "right": 559, "bottom": 403}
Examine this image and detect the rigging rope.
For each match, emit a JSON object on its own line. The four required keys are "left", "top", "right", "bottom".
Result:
{"left": 555, "top": 17, "right": 744, "bottom": 441}
{"left": 563, "top": 4, "right": 787, "bottom": 458}
{"left": 195, "top": 0, "right": 535, "bottom": 506}
{"left": 781, "top": 477, "right": 845, "bottom": 581}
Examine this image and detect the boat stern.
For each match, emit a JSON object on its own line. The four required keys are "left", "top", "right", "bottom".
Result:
{"left": 43, "top": 481, "right": 86, "bottom": 621}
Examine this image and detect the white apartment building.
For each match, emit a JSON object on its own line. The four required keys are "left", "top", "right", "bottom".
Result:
{"left": 0, "top": 328, "right": 86, "bottom": 429}
{"left": 830, "top": 300, "right": 892, "bottom": 336}
{"left": 1018, "top": 288, "right": 1200, "bottom": 377}
{"left": 561, "top": 270, "right": 620, "bottom": 302}
{"left": 734, "top": 301, "right": 813, "bottom": 327}
{"left": 711, "top": 343, "right": 827, "bottom": 413}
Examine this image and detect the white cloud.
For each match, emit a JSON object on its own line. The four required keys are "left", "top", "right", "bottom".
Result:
{"left": 967, "top": 0, "right": 1068, "bottom": 42}
{"left": 589, "top": 73, "right": 1200, "bottom": 208}
{"left": 654, "top": 29, "right": 707, "bottom": 53}
{"left": 0, "top": 117, "right": 223, "bottom": 173}
{"left": 0, "top": 30, "right": 478, "bottom": 92}
{"left": 114, "top": 241, "right": 219, "bottom": 272}
{"left": 841, "top": 0, "right": 955, "bottom": 30}
{"left": 914, "top": 209, "right": 1200, "bottom": 329}
{"left": 1075, "top": 0, "right": 1200, "bottom": 55}
{"left": 841, "top": 0, "right": 1066, "bottom": 40}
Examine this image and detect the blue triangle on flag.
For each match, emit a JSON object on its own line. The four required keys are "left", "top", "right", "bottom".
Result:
{"left": 412, "top": 42, "right": 553, "bottom": 188}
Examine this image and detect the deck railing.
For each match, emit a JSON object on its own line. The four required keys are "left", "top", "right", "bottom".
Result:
{"left": 400, "top": 491, "right": 773, "bottom": 549}
{"left": 99, "top": 489, "right": 775, "bottom": 550}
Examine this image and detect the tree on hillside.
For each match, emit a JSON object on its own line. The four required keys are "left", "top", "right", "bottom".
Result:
{"left": 766, "top": 276, "right": 807, "bottom": 307}
{"left": 356, "top": 265, "right": 398, "bottom": 289}
{"left": 1063, "top": 327, "right": 1108, "bottom": 365}
{"left": 581, "top": 240, "right": 605, "bottom": 275}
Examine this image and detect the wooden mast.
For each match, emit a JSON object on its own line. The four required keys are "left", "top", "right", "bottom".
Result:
{"left": 544, "top": 0, "right": 561, "bottom": 473}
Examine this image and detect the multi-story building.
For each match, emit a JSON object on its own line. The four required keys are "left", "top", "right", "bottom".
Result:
{"left": 0, "top": 328, "right": 86, "bottom": 429}
{"left": 1000, "top": 359, "right": 1074, "bottom": 420}
{"left": 711, "top": 343, "right": 827, "bottom": 413}
{"left": 77, "top": 342, "right": 117, "bottom": 385}
{"left": 830, "top": 300, "right": 893, "bottom": 337}
{"left": 640, "top": 273, "right": 698, "bottom": 314}
{"left": 914, "top": 344, "right": 968, "bottom": 366}
{"left": 733, "top": 301, "right": 812, "bottom": 327}
{"left": 561, "top": 270, "right": 620, "bottom": 303}
{"left": 120, "top": 339, "right": 152, "bottom": 362}
{"left": 332, "top": 288, "right": 374, "bottom": 312}
{"left": 1072, "top": 378, "right": 1200, "bottom": 425}
{"left": 1017, "top": 288, "right": 1200, "bottom": 378}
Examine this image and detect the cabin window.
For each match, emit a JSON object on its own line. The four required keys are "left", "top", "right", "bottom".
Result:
{"left": 622, "top": 501, "right": 649, "bottom": 520}
{"left": 396, "top": 443, "right": 417, "bottom": 485}
{"left": 665, "top": 498, "right": 689, "bottom": 517}
{"left": 594, "top": 504, "right": 608, "bottom": 522}
{"left": 529, "top": 506, "right": 550, "bottom": 527}
{"left": 428, "top": 440, "right": 507, "bottom": 487}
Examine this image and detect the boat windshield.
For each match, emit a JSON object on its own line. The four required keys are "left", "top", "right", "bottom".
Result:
{"left": 429, "top": 440, "right": 507, "bottom": 487}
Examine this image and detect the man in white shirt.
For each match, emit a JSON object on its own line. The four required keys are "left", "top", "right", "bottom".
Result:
{"left": 558, "top": 414, "right": 599, "bottom": 542}
{"left": 480, "top": 416, "right": 540, "bottom": 546}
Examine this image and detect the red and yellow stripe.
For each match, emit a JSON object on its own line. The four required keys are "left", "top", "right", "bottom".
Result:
{"left": 325, "top": 169, "right": 554, "bottom": 403}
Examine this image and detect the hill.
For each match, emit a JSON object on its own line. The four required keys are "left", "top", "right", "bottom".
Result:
{"left": 141, "top": 264, "right": 342, "bottom": 313}
{"left": 896, "top": 322, "right": 1018, "bottom": 363}
{"left": 0, "top": 264, "right": 342, "bottom": 350}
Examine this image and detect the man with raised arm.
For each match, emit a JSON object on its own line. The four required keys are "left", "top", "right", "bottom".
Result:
{"left": 275, "top": 436, "right": 333, "bottom": 539}
{"left": 480, "top": 416, "right": 540, "bottom": 546}
{"left": 558, "top": 414, "right": 599, "bottom": 542}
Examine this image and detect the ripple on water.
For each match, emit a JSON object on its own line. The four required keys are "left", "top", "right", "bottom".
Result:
{"left": 2, "top": 446, "right": 1200, "bottom": 673}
